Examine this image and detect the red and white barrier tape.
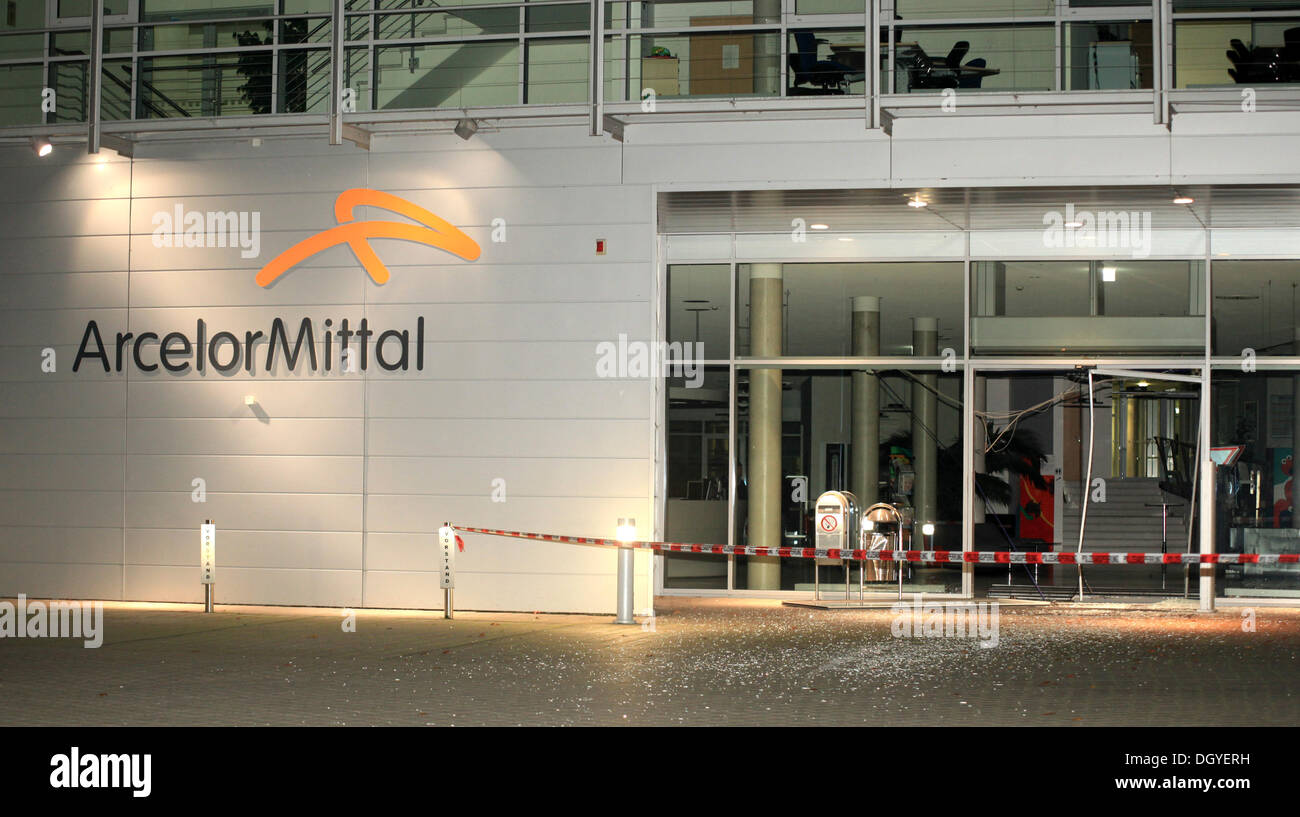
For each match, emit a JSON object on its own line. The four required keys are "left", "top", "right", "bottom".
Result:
{"left": 448, "top": 525, "right": 1300, "bottom": 565}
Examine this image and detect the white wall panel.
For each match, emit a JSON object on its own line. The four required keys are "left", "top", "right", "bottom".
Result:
{"left": 126, "top": 528, "right": 361, "bottom": 570}
{"left": 126, "top": 455, "right": 361, "bottom": 494}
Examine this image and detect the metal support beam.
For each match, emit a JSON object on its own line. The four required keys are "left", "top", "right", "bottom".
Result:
{"left": 330, "top": 0, "right": 344, "bottom": 145}
{"left": 602, "top": 114, "right": 624, "bottom": 142}
{"left": 867, "top": 0, "right": 881, "bottom": 130}
{"left": 340, "top": 122, "right": 370, "bottom": 150}
{"left": 589, "top": 0, "right": 605, "bottom": 136}
{"left": 86, "top": 0, "right": 104, "bottom": 154}
{"left": 99, "top": 133, "right": 133, "bottom": 158}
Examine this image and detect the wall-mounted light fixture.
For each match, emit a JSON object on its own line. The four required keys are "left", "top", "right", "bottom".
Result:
{"left": 1101, "top": 266, "right": 1117, "bottom": 282}
{"left": 454, "top": 118, "right": 478, "bottom": 140}
{"left": 30, "top": 137, "right": 52, "bottom": 158}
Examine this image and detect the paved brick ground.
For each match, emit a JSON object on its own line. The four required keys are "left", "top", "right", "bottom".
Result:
{"left": 1, "top": 597, "right": 1296, "bottom": 726}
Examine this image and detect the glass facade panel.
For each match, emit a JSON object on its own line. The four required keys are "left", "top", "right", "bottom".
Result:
{"left": 732, "top": 369, "right": 965, "bottom": 593}
{"left": 893, "top": 24, "right": 1055, "bottom": 92}
{"left": 1064, "top": 20, "right": 1154, "bottom": 90}
{"left": 140, "top": 1, "right": 274, "bottom": 23}
{"left": 896, "top": 0, "right": 1054, "bottom": 20}
{"left": 1212, "top": 260, "right": 1300, "bottom": 356}
{"left": 1174, "top": 18, "right": 1300, "bottom": 88}
{"left": 376, "top": 9, "right": 520, "bottom": 39}
{"left": 527, "top": 4, "right": 588, "bottom": 34}
{"left": 737, "top": 262, "right": 965, "bottom": 357}
{"left": 1212, "top": 371, "right": 1300, "bottom": 599}
{"left": 667, "top": 264, "right": 729, "bottom": 361}
{"left": 664, "top": 367, "right": 730, "bottom": 590}
{"left": 526, "top": 37, "right": 589, "bottom": 103}
{"left": 376, "top": 41, "right": 520, "bottom": 109}
{"left": 280, "top": 47, "right": 331, "bottom": 113}
{"left": 0, "top": 63, "right": 45, "bottom": 126}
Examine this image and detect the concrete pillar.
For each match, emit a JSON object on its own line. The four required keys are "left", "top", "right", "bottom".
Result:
{"left": 753, "top": 0, "right": 781, "bottom": 95}
{"left": 747, "top": 264, "right": 782, "bottom": 590}
{"left": 912, "top": 318, "right": 938, "bottom": 527}
{"left": 852, "top": 296, "right": 881, "bottom": 508}
{"left": 1124, "top": 393, "right": 1140, "bottom": 478}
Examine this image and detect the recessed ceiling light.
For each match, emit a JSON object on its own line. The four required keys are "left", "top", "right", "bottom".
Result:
{"left": 1137, "top": 380, "right": 1150, "bottom": 388}
{"left": 810, "top": 223, "right": 830, "bottom": 230}
{"left": 1173, "top": 195, "right": 1194, "bottom": 204}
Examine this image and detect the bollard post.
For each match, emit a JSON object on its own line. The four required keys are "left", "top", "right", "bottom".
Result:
{"left": 614, "top": 518, "right": 637, "bottom": 625}
{"left": 438, "top": 526, "right": 457, "bottom": 619}
{"left": 200, "top": 519, "right": 216, "bottom": 613}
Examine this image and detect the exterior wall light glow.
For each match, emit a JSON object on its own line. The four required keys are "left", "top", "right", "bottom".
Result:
{"left": 907, "top": 197, "right": 927, "bottom": 208}
{"left": 921, "top": 522, "right": 935, "bottom": 537}
{"left": 1173, "top": 195, "right": 1194, "bottom": 204}
{"left": 810, "top": 223, "right": 829, "bottom": 230}
{"left": 244, "top": 395, "right": 257, "bottom": 406}
{"left": 31, "top": 137, "right": 53, "bottom": 157}
{"left": 1101, "top": 266, "right": 1117, "bottom": 282}
{"left": 616, "top": 517, "right": 637, "bottom": 542}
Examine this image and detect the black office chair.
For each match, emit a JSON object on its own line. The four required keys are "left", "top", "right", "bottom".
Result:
{"left": 945, "top": 41, "right": 970, "bottom": 72}
{"left": 788, "top": 30, "right": 855, "bottom": 94}
{"left": 957, "top": 57, "right": 987, "bottom": 89}
{"left": 899, "top": 41, "right": 972, "bottom": 89}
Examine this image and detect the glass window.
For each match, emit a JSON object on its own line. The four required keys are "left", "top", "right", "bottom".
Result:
{"left": 788, "top": 29, "right": 868, "bottom": 96}
{"left": 1175, "top": 18, "right": 1300, "bottom": 88}
{"left": 101, "top": 59, "right": 132, "bottom": 120}
{"left": 733, "top": 368, "right": 964, "bottom": 592}
{"left": 280, "top": 48, "right": 331, "bottom": 113}
{"left": 526, "top": 37, "right": 589, "bottom": 103}
{"left": 605, "top": 28, "right": 781, "bottom": 99}
{"left": 140, "top": 0, "right": 274, "bottom": 23}
{"left": 893, "top": 24, "right": 1055, "bottom": 93}
{"left": 977, "top": 260, "right": 1197, "bottom": 318}
{"left": 376, "top": 41, "right": 520, "bottom": 109}
{"left": 737, "top": 262, "right": 965, "bottom": 357}
{"left": 1212, "top": 260, "right": 1300, "bottom": 357}
{"left": 896, "top": 0, "right": 1054, "bottom": 20}
{"left": 376, "top": 9, "right": 520, "bottom": 39}
{"left": 1064, "top": 21, "right": 1154, "bottom": 90}
{"left": 2, "top": 0, "right": 45, "bottom": 31}
{"left": 1, "top": 32, "right": 45, "bottom": 61}
{"left": 664, "top": 367, "right": 730, "bottom": 590}
{"left": 0, "top": 64, "right": 46, "bottom": 126}
{"left": 795, "top": 0, "right": 868, "bottom": 13}
{"left": 1211, "top": 370, "right": 1300, "bottom": 600}
{"left": 668, "top": 264, "right": 729, "bottom": 361}
{"left": 527, "top": 4, "right": 589, "bottom": 34}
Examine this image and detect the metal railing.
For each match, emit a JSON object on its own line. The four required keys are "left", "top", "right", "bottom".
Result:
{"left": 2, "top": 0, "right": 1299, "bottom": 140}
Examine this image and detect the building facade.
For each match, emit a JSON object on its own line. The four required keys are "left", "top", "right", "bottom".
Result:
{"left": 2, "top": 0, "right": 1300, "bottom": 612}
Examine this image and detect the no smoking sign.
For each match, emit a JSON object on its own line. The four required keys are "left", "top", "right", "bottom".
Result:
{"left": 819, "top": 514, "right": 839, "bottom": 533}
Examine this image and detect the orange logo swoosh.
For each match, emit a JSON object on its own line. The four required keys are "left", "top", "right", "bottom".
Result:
{"left": 256, "top": 188, "right": 481, "bottom": 287}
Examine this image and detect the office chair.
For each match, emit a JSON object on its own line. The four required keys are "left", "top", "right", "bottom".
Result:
{"left": 957, "top": 57, "right": 987, "bottom": 89}
{"left": 788, "top": 30, "right": 855, "bottom": 94}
